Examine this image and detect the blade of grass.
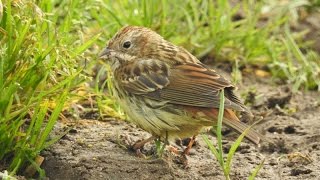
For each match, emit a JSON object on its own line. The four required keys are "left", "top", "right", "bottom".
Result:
{"left": 202, "top": 135, "right": 220, "bottom": 160}
{"left": 248, "top": 158, "right": 265, "bottom": 180}
{"left": 36, "top": 85, "right": 69, "bottom": 149}
{"left": 71, "top": 33, "right": 101, "bottom": 58}
{"left": 225, "top": 122, "right": 259, "bottom": 175}
{"left": 202, "top": 89, "right": 229, "bottom": 179}
{"left": 217, "top": 89, "right": 225, "bottom": 168}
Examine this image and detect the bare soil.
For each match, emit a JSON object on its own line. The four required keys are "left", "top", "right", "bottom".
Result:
{"left": 40, "top": 73, "right": 320, "bottom": 180}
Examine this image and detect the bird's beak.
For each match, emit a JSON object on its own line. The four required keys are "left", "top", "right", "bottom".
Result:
{"left": 99, "top": 47, "right": 111, "bottom": 59}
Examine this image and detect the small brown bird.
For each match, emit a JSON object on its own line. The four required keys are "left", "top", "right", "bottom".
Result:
{"left": 99, "top": 26, "right": 261, "bottom": 154}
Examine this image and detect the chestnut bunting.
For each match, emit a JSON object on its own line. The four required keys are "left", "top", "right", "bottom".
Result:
{"left": 99, "top": 26, "right": 261, "bottom": 153}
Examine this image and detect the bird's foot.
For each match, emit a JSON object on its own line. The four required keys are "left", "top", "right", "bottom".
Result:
{"left": 172, "top": 136, "right": 197, "bottom": 168}
{"left": 182, "top": 135, "right": 196, "bottom": 155}
{"left": 130, "top": 136, "right": 156, "bottom": 158}
{"left": 168, "top": 145, "right": 181, "bottom": 155}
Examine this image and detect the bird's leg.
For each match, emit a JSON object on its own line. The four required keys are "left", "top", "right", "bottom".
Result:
{"left": 164, "top": 131, "right": 169, "bottom": 146}
{"left": 174, "top": 136, "right": 196, "bottom": 168}
{"left": 168, "top": 138, "right": 183, "bottom": 155}
{"left": 132, "top": 136, "right": 156, "bottom": 158}
{"left": 132, "top": 136, "right": 156, "bottom": 150}
{"left": 169, "top": 136, "right": 198, "bottom": 155}
{"left": 182, "top": 135, "right": 196, "bottom": 155}
{"left": 168, "top": 145, "right": 181, "bottom": 155}
{"left": 179, "top": 135, "right": 196, "bottom": 167}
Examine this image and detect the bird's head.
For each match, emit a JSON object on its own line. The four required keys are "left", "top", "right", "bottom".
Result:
{"left": 99, "top": 26, "right": 199, "bottom": 69}
{"left": 99, "top": 26, "right": 164, "bottom": 65}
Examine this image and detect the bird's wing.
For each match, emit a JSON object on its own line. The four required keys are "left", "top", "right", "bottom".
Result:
{"left": 115, "top": 59, "right": 249, "bottom": 112}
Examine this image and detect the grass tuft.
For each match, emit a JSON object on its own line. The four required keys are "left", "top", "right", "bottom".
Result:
{"left": 202, "top": 90, "right": 264, "bottom": 179}
{"left": 0, "top": 0, "right": 96, "bottom": 175}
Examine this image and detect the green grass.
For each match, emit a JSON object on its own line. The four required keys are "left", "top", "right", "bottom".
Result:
{"left": 0, "top": 0, "right": 96, "bottom": 176}
{"left": 0, "top": 0, "right": 319, "bottom": 178}
{"left": 92, "top": 0, "right": 319, "bottom": 91}
{"left": 92, "top": 0, "right": 320, "bottom": 124}
{"left": 202, "top": 90, "right": 264, "bottom": 179}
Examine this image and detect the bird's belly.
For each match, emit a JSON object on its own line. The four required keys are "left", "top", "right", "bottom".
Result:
{"left": 116, "top": 94, "right": 208, "bottom": 139}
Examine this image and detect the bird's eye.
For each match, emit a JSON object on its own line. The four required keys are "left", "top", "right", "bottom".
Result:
{"left": 123, "top": 41, "right": 131, "bottom": 49}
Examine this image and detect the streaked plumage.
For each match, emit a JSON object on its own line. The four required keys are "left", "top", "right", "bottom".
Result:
{"left": 100, "top": 26, "right": 261, "bottom": 145}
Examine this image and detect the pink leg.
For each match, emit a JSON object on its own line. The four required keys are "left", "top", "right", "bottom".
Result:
{"left": 132, "top": 136, "right": 156, "bottom": 150}
{"left": 182, "top": 135, "right": 196, "bottom": 155}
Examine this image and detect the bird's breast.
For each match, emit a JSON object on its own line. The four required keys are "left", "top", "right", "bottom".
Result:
{"left": 111, "top": 80, "right": 214, "bottom": 139}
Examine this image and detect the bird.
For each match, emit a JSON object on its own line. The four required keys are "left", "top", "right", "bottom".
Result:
{"left": 99, "top": 25, "right": 261, "bottom": 156}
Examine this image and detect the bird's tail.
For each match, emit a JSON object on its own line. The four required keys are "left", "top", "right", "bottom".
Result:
{"left": 223, "top": 109, "right": 261, "bottom": 145}
{"left": 204, "top": 108, "right": 261, "bottom": 145}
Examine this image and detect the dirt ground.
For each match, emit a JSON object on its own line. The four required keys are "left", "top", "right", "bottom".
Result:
{"left": 39, "top": 71, "right": 320, "bottom": 180}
